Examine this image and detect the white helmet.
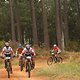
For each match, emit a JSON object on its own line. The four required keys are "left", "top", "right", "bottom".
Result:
{"left": 26, "top": 44, "right": 30, "bottom": 49}
{"left": 5, "top": 42, "right": 9, "bottom": 47}
{"left": 53, "top": 44, "right": 57, "bottom": 47}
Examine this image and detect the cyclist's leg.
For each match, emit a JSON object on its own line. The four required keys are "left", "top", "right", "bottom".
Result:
{"left": 25, "top": 60, "right": 28, "bottom": 72}
{"left": 19, "top": 54, "right": 21, "bottom": 66}
{"left": 19, "top": 54, "right": 23, "bottom": 66}
{"left": 10, "top": 59, "right": 13, "bottom": 74}
{"left": 54, "top": 53, "right": 58, "bottom": 62}
{"left": 31, "top": 57, "right": 35, "bottom": 69}
{"left": 3, "top": 54, "right": 7, "bottom": 68}
{"left": 4, "top": 59, "right": 7, "bottom": 68}
{"left": 22, "top": 55, "right": 25, "bottom": 67}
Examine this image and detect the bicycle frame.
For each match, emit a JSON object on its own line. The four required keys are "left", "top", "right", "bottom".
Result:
{"left": 47, "top": 53, "right": 62, "bottom": 65}
{"left": 5, "top": 54, "right": 12, "bottom": 78}
{"left": 25, "top": 54, "right": 32, "bottom": 78}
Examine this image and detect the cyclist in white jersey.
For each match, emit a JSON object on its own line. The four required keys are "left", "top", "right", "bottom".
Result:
{"left": 1, "top": 42, "right": 14, "bottom": 73}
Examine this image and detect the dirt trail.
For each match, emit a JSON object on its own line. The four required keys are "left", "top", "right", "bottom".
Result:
{"left": 0, "top": 59, "right": 49, "bottom": 80}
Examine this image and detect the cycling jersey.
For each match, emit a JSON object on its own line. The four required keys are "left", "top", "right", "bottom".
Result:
{"left": 21, "top": 47, "right": 35, "bottom": 56}
{"left": 53, "top": 46, "right": 61, "bottom": 54}
{"left": 2, "top": 47, "right": 14, "bottom": 54}
{"left": 16, "top": 48, "right": 23, "bottom": 54}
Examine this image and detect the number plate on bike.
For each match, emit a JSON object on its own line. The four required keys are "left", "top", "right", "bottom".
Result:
{"left": 26, "top": 56, "right": 31, "bottom": 59}
{"left": 5, "top": 57, "right": 11, "bottom": 59}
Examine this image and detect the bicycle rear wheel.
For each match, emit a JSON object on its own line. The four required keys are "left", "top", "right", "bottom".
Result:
{"left": 47, "top": 57, "right": 53, "bottom": 65}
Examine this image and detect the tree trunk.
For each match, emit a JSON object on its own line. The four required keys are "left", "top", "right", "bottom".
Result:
{"left": 9, "top": 0, "right": 16, "bottom": 41}
{"left": 30, "top": 0, "right": 38, "bottom": 45}
{"left": 55, "top": 0, "right": 62, "bottom": 49}
{"left": 76, "top": 0, "right": 80, "bottom": 25}
{"left": 63, "top": 0, "right": 69, "bottom": 48}
{"left": 41, "top": 0, "right": 50, "bottom": 47}
{"left": 14, "top": 0, "right": 21, "bottom": 43}
{"left": 76, "top": 0, "right": 80, "bottom": 39}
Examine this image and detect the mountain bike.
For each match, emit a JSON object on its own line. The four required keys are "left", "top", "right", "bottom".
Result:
{"left": 47, "top": 52, "right": 62, "bottom": 65}
{"left": 19, "top": 56, "right": 24, "bottom": 71}
{"left": 25, "top": 54, "right": 32, "bottom": 78}
{"left": 5, "top": 54, "right": 12, "bottom": 78}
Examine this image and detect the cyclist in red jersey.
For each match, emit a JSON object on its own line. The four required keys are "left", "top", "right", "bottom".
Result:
{"left": 16, "top": 44, "right": 24, "bottom": 66}
{"left": 16, "top": 44, "right": 23, "bottom": 57}
{"left": 53, "top": 44, "right": 61, "bottom": 57}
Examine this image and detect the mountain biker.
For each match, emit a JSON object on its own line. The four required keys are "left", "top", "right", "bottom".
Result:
{"left": 16, "top": 43, "right": 23, "bottom": 57}
{"left": 16, "top": 44, "right": 23, "bottom": 66}
{"left": 20, "top": 44, "right": 36, "bottom": 71}
{"left": 53, "top": 44, "right": 61, "bottom": 57}
{"left": 1, "top": 42, "right": 15, "bottom": 73}
{"left": 16, "top": 43, "right": 24, "bottom": 66}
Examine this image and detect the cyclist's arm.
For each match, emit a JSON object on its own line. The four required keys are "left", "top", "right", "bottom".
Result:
{"left": 1, "top": 48, "right": 5, "bottom": 54}
{"left": 32, "top": 48, "right": 36, "bottom": 56}
{"left": 21, "top": 49, "right": 25, "bottom": 55}
{"left": 10, "top": 47, "right": 15, "bottom": 55}
{"left": 16, "top": 48, "right": 18, "bottom": 56}
{"left": 57, "top": 47, "right": 61, "bottom": 54}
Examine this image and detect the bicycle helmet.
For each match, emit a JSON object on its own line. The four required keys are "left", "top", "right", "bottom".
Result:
{"left": 5, "top": 42, "right": 9, "bottom": 47}
{"left": 18, "top": 43, "right": 22, "bottom": 48}
{"left": 26, "top": 44, "right": 30, "bottom": 50}
{"left": 53, "top": 44, "right": 57, "bottom": 47}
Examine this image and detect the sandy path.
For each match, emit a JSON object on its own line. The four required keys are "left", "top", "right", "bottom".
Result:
{"left": 0, "top": 59, "right": 49, "bottom": 80}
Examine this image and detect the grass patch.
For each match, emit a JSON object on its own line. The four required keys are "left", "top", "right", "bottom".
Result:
{"left": 0, "top": 57, "right": 19, "bottom": 69}
{"left": 36, "top": 62, "right": 80, "bottom": 80}
{"left": 12, "top": 58, "right": 19, "bottom": 65}
{"left": 0, "top": 59, "right": 4, "bottom": 68}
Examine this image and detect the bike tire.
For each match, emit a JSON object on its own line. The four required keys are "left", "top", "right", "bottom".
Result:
{"left": 27, "top": 62, "right": 31, "bottom": 78}
{"left": 20, "top": 61, "right": 23, "bottom": 71}
{"left": 8, "top": 70, "right": 10, "bottom": 78}
{"left": 47, "top": 57, "right": 53, "bottom": 65}
{"left": 58, "top": 57, "right": 63, "bottom": 63}
{"left": 7, "top": 63, "right": 10, "bottom": 78}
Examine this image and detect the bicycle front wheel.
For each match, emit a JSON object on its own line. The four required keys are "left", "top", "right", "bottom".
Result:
{"left": 26, "top": 62, "right": 31, "bottom": 78}
{"left": 20, "top": 61, "right": 24, "bottom": 71}
{"left": 7, "top": 63, "right": 10, "bottom": 78}
{"left": 47, "top": 57, "right": 53, "bottom": 65}
{"left": 58, "top": 57, "right": 63, "bottom": 63}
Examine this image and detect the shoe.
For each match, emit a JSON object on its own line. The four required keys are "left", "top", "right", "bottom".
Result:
{"left": 10, "top": 68, "right": 13, "bottom": 74}
{"left": 10, "top": 71, "right": 13, "bottom": 74}
{"left": 26, "top": 69, "right": 28, "bottom": 72}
